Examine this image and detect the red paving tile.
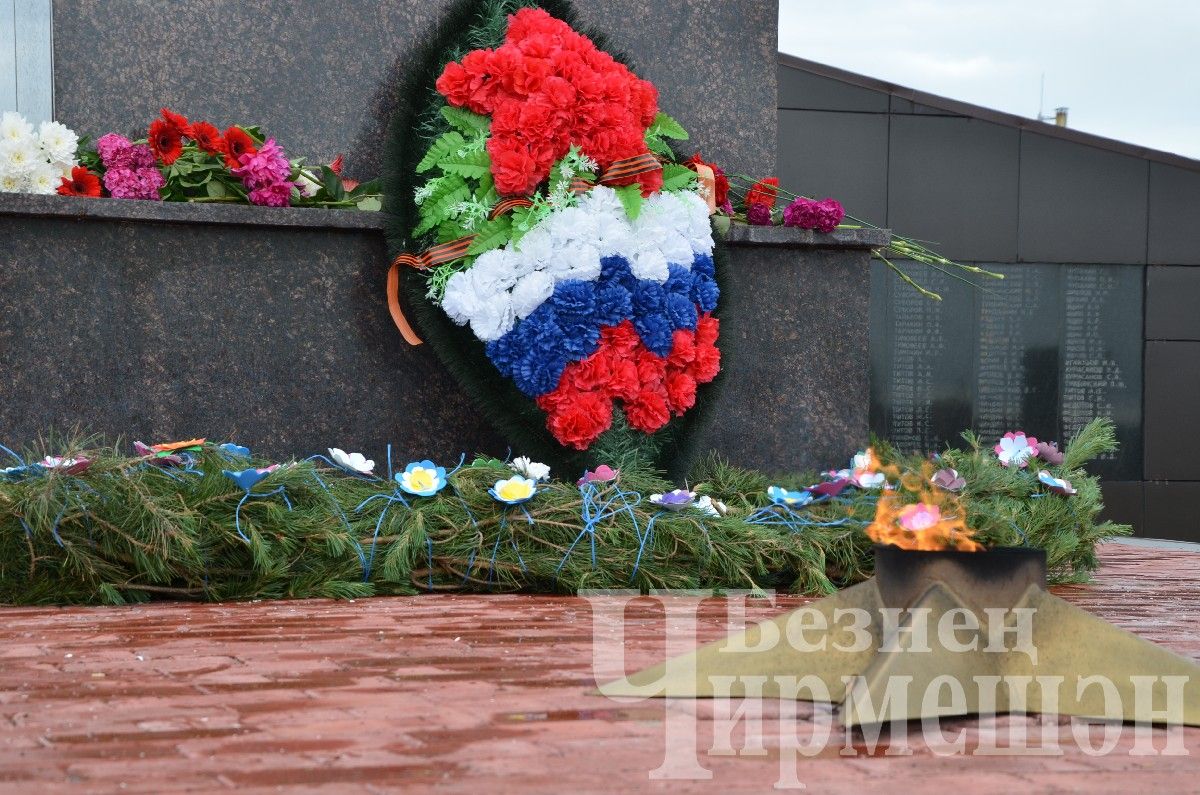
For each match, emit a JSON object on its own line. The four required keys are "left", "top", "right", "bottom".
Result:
{"left": 0, "top": 541, "right": 1198, "bottom": 793}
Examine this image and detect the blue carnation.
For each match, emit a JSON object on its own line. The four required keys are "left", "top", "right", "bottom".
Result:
{"left": 692, "top": 252, "right": 715, "bottom": 279}
{"left": 513, "top": 345, "right": 568, "bottom": 396}
{"left": 551, "top": 279, "right": 596, "bottom": 320}
{"left": 559, "top": 316, "right": 601, "bottom": 358}
{"left": 633, "top": 281, "right": 665, "bottom": 314}
{"left": 595, "top": 284, "right": 633, "bottom": 326}
{"left": 634, "top": 312, "right": 674, "bottom": 357}
{"left": 601, "top": 255, "right": 636, "bottom": 291}
{"left": 692, "top": 273, "right": 720, "bottom": 312}
{"left": 664, "top": 263, "right": 692, "bottom": 294}
{"left": 665, "top": 292, "right": 699, "bottom": 331}
{"left": 486, "top": 334, "right": 517, "bottom": 378}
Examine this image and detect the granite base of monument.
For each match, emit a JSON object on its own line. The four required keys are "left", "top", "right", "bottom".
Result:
{"left": 0, "top": 194, "right": 884, "bottom": 473}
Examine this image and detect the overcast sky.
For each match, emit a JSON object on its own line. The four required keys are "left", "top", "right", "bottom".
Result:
{"left": 778, "top": 0, "right": 1200, "bottom": 161}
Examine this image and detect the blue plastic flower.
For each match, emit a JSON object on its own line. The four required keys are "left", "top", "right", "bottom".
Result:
{"left": 632, "top": 281, "right": 665, "bottom": 314}
{"left": 486, "top": 335, "right": 518, "bottom": 378}
{"left": 490, "top": 475, "right": 537, "bottom": 505}
{"left": 558, "top": 316, "right": 601, "bottom": 358}
{"left": 600, "top": 255, "right": 636, "bottom": 291}
{"left": 220, "top": 443, "right": 251, "bottom": 458}
{"left": 396, "top": 460, "right": 447, "bottom": 497}
{"left": 664, "top": 263, "right": 692, "bottom": 293}
{"left": 1037, "top": 470, "right": 1077, "bottom": 496}
{"left": 223, "top": 465, "right": 279, "bottom": 492}
{"left": 767, "top": 485, "right": 813, "bottom": 507}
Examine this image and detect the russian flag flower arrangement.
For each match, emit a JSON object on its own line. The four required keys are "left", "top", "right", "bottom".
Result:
{"left": 389, "top": 1, "right": 722, "bottom": 463}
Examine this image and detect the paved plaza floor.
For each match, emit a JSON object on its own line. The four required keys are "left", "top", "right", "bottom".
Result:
{"left": 1, "top": 541, "right": 1197, "bottom": 793}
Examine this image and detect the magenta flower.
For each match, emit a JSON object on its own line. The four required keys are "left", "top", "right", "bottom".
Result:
{"left": 897, "top": 502, "right": 941, "bottom": 532}
{"left": 783, "top": 196, "right": 844, "bottom": 233}
{"left": 1036, "top": 441, "right": 1064, "bottom": 466}
{"left": 103, "top": 165, "right": 164, "bottom": 200}
{"left": 248, "top": 182, "right": 294, "bottom": 207}
{"left": 233, "top": 138, "right": 292, "bottom": 190}
{"left": 746, "top": 202, "right": 772, "bottom": 226}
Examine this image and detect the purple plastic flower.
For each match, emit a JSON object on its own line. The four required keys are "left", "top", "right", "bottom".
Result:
{"left": 577, "top": 464, "right": 619, "bottom": 486}
{"left": 745, "top": 202, "right": 772, "bottom": 226}
{"left": 810, "top": 478, "right": 851, "bottom": 498}
{"left": 930, "top": 467, "right": 966, "bottom": 492}
{"left": 1036, "top": 441, "right": 1064, "bottom": 466}
{"left": 651, "top": 489, "right": 695, "bottom": 511}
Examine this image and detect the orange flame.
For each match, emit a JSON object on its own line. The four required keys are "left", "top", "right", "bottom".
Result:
{"left": 866, "top": 459, "right": 982, "bottom": 552}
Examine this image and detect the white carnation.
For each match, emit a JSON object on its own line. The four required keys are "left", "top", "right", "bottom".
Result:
{"left": 510, "top": 271, "right": 555, "bottom": 318}
{"left": 629, "top": 246, "right": 669, "bottom": 282}
{"left": 469, "top": 293, "right": 515, "bottom": 341}
{"left": 441, "top": 269, "right": 486, "bottom": 325}
{"left": 37, "top": 121, "right": 78, "bottom": 164}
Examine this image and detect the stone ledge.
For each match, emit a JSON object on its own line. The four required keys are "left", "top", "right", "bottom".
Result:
{"left": 722, "top": 221, "right": 891, "bottom": 249}
{"left": 0, "top": 192, "right": 386, "bottom": 231}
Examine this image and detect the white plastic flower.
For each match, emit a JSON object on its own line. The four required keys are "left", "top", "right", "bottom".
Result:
{"left": 510, "top": 271, "right": 555, "bottom": 319}
{"left": 37, "top": 121, "right": 78, "bottom": 164}
{"left": 328, "top": 447, "right": 374, "bottom": 475}
{"left": 0, "top": 111, "right": 34, "bottom": 144}
{"left": 994, "top": 431, "right": 1039, "bottom": 468}
{"left": 26, "top": 161, "right": 59, "bottom": 195}
{"left": 696, "top": 495, "right": 728, "bottom": 517}
{"left": 510, "top": 455, "right": 550, "bottom": 482}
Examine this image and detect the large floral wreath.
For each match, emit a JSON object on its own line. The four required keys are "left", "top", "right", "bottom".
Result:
{"left": 389, "top": 3, "right": 721, "bottom": 461}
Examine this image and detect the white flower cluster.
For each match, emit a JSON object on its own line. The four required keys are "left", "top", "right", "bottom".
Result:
{"left": 441, "top": 186, "right": 714, "bottom": 342}
{"left": 0, "top": 112, "right": 80, "bottom": 195}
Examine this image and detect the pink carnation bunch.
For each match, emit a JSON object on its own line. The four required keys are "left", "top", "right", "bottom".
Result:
{"left": 782, "top": 196, "right": 844, "bottom": 233}
{"left": 231, "top": 138, "right": 297, "bottom": 207}
{"left": 96, "top": 133, "right": 163, "bottom": 200}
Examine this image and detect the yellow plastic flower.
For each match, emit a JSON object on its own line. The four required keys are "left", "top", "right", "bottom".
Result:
{"left": 490, "top": 475, "right": 536, "bottom": 505}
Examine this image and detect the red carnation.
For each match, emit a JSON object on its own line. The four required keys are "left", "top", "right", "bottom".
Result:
{"left": 665, "top": 371, "right": 697, "bottom": 415}
{"left": 159, "top": 108, "right": 193, "bottom": 138}
{"left": 148, "top": 119, "right": 184, "bottom": 165}
{"left": 190, "top": 121, "right": 225, "bottom": 157}
{"left": 601, "top": 321, "right": 640, "bottom": 355}
{"left": 625, "top": 386, "right": 671, "bottom": 433}
{"left": 745, "top": 177, "right": 780, "bottom": 209}
{"left": 692, "top": 341, "right": 721, "bottom": 383}
{"left": 57, "top": 166, "right": 102, "bottom": 198}
{"left": 606, "top": 357, "right": 640, "bottom": 402}
{"left": 546, "top": 390, "right": 613, "bottom": 450}
{"left": 667, "top": 329, "right": 696, "bottom": 370}
{"left": 695, "top": 314, "right": 719, "bottom": 347}
{"left": 566, "top": 350, "right": 612, "bottom": 392}
{"left": 330, "top": 154, "right": 344, "bottom": 175}
{"left": 635, "top": 348, "right": 666, "bottom": 388}
{"left": 223, "top": 126, "right": 258, "bottom": 169}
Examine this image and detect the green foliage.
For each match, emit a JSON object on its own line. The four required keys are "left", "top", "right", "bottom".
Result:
{"left": 440, "top": 105, "right": 491, "bottom": 136}
{"left": 466, "top": 215, "right": 513, "bottom": 255}
{"left": 614, "top": 183, "right": 643, "bottom": 220}
{"left": 661, "top": 163, "right": 699, "bottom": 192}
{"left": 0, "top": 421, "right": 1128, "bottom": 604}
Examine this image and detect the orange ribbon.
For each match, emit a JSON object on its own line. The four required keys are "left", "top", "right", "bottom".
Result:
{"left": 387, "top": 154, "right": 664, "bottom": 345}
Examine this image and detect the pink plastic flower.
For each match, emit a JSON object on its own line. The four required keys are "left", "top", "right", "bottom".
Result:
{"left": 897, "top": 503, "right": 941, "bottom": 532}
{"left": 995, "top": 431, "right": 1039, "bottom": 468}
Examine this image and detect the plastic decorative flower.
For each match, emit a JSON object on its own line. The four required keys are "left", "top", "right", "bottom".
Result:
{"left": 39, "top": 456, "right": 91, "bottom": 475}
{"left": 329, "top": 448, "right": 375, "bottom": 475}
{"left": 649, "top": 489, "right": 695, "bottom": 511}
{"left": 151, "top": 438, "right": 205, "bottom": 453}
{"left": 489, "top": 475, "right": 537, "bottom": 505}
{"left": 767, "top": 485, "right": 813, "bottom": 507}
{"left": 223, "top": 465, "right": 280, "bottom": 492}
{"left": 897, "top": 502, "right": 941, "bottom": 532}
{"left": 696, "top": 495, "right": 728, "bottom": 517}
{"left": 810, "top": 477, "right": 851, "bottom": 498}
{"left": 397, "top": 460, "right": 448, "bottom": 497}
{"left": 510, "top": 456, "right": 551, "bottom": 482}
{"left": 995, "top": 431, "right": 1039, "bottom": 468}
{"left": 219, "top": 443, "right": 251, "bottom": 458}
{"left": 1036, "top": 441, "right": 1065, "bottom": 466}
{"left": 134, "top": 441, "right": 183, "bottom": 467}
{"left": 1037, "top": 470, "right": 1077, "bottom": 496}
{"left": 577, "top": 464, "right": 619, "bottom": 486}
{"left": 930, "top": 468, "right": 966, "bottom": 492}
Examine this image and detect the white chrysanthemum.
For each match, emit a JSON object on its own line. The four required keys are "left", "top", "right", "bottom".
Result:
{"left": 0, "top": 112, "right": 34, "bottom": 145}
{"left": 26, "top": 161, "right": 59, "bottom": 194}
{"left": 0, "top": 171, "right": 26, "bottom": 193}
{"left": 0, "top": 138, "right": 40, "bottom": 176}
{"left": 37, "top": 121, "right": 78, "bottom": 164}
{"left": 52, "top": 160, "right": 77, "bottom": 178}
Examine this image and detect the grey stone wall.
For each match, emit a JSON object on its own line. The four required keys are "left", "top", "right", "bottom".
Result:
{"left": 50, "top": 0, "right": 778, "bottom": 181}
{"left": 0, "top": 196, "right": 875, "bottom": 472}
